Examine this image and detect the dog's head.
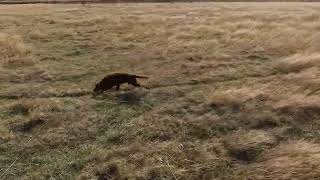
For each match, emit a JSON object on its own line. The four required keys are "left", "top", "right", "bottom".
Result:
{"left": 93, "top": 82, "right": 103, "bottom": 94}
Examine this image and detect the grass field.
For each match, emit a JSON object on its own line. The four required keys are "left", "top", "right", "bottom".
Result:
{"left": 1, "top": 3, "right": 320, "bottom": 179}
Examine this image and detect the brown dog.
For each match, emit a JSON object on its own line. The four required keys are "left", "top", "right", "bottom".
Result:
{"left": 93, "top": 73, "right": 149, "bottom": 94}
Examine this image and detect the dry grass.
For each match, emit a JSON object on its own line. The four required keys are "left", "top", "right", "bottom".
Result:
{"left": 224, "top": 130, "right": 276, "bottom": 161}
{"left": 1, "top": 2, "right": 320, "bottom": 179}
{"left": 0, "top": 32, "right": 33, "bottom": 67}
{"left": 275, "top": 53, "right": 320, "bottom": 74}
{"left": 250, "top": 141, "right": 320, "bottom": 180}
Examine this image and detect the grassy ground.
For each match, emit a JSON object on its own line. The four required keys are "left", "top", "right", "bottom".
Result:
{"left": 1, "top": 3, "right": 320, "bottom": 179}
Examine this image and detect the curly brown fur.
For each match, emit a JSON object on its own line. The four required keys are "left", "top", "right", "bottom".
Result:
{"left": 93, "top": 73, "right": 149, "bottom": 94}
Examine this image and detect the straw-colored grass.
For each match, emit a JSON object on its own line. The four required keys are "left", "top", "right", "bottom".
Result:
{"left": 250, "top": 141, "right": 320, "bottom": 179}
{"left": 1, "top": 3, "right": 320, "bottom": 179}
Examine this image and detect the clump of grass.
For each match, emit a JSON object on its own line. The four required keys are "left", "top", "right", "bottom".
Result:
{"left": 0, "top": 124, "right": 14, "bottom": 141}
{"left": 7, "top": 100, "right": 33, "bottom": 116}
{"left": 273, "top": 95, "right": 320, "bottom": 122}
{"left": 31, "top": 99, "right": 64, "bottom": 113}
{"left": 0, "top": 32, "right": 33, "bottom": 67}
{"left": 95, "top": 101, "right": 150, "bottom": 145}
{"left": 95, "top": 101, "right": 145, "bottom": 126}
{"left": 6, "top": 99, "right": 63, "bottom": 117}
{"left": 250, "top": 140, "right": 320, "bottom": 179}
{"left": 208, "top": 87, "right": 268, "bottom": 115}
{"left": 28, "top": 30, "right": 48, "bottom": 41}
{"left": 209, "top": 87, "right": 266, "bottom": 107}
{"left": 95, "top": 163, "right": 126, "bottom": 180}
{"left": 224, "top": 130, "right": 276, "bottom": 162}
{"left": 275, "top": 53, "right": 320, "bottom": 74}
{"left": 12, "top": 116, "right": 46, "bottom": 133}
{"left": 26, "top": 146, "right": 93, "bottom": 179}
{"left": 129, "top": 114, "right": 184, "bottom": 142}
{"left": 0, "top": 33, "right": 27, "bottom": 57}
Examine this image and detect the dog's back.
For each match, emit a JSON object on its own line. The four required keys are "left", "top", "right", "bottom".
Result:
{"left": 94, "top": 73, "right": 148, "bottom": 93}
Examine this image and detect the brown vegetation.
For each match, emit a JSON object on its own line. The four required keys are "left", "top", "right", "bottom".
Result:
{"left": 1, "top": 2, "right": 320, "bottom": 179}
{"left": 0, "top": 33, "right": 33, "bottom": 67}
{"left": 250, "top": 141, "right": 320, "bottom": 179}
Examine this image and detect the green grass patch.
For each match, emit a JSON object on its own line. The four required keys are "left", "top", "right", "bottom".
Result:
{"left": 95, "top": 101, "right": 150, "bottom": 146}
{"left": 0, "top": 110, "right": 13, "bottom": 119}
{"left": 26, "top": 146, "right": 94, "bottom": 179}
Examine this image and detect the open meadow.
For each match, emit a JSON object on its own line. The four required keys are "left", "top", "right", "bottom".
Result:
{"left": 1, "top": 2, "right": 320, "bottom": 179}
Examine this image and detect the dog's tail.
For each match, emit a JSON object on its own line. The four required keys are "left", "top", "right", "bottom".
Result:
{"left": 134, "top": 75, "right": 148, "bottom": 79}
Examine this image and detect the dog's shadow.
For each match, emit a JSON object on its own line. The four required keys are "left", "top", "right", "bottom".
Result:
{"left": 115, "top": 91, "right": 146, "bottom": 105}
{"left": 92, "top": 90, "right": 146, "bottom": 105}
